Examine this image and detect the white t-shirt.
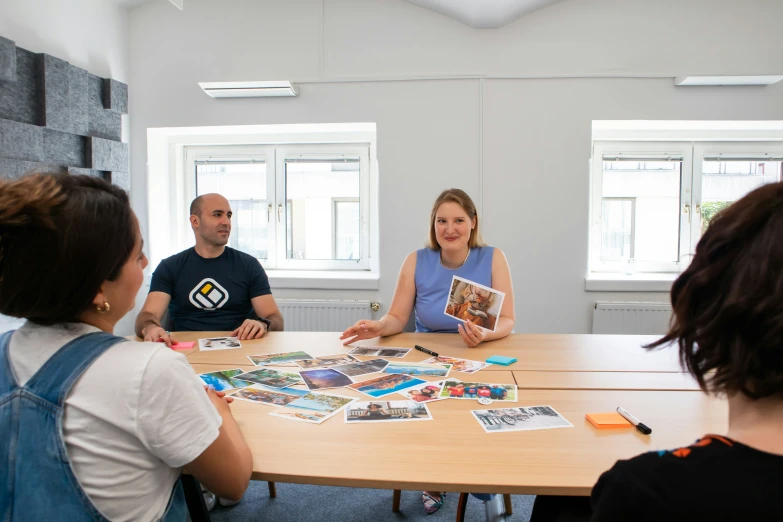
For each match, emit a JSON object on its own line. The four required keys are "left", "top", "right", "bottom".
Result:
{"left": 8, "top": 321, "right": 222, "bottom": 522}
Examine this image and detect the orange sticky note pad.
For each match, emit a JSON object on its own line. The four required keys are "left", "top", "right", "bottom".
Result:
{"left": 586, "top": 412, "right": 633, "bottom": 429}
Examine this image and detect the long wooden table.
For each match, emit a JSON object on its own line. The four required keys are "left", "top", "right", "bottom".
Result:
{"left": 175, "top": 331, "right": 683, "bottom": 372}
{"left": 181, "top": 332, "right": 724, "bottom": 500}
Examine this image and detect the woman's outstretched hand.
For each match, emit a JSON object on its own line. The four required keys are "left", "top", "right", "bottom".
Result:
{"left": 340, "top": 320, "right": 384, "bottom": 346}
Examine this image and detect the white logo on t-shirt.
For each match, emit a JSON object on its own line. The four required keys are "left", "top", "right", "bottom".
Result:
{"left": 188, "top": 278, "right": 229, "bottom": 310}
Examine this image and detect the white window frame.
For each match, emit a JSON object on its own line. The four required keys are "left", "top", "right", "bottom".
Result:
{"left": 331, "top": 197, "right": 361, "bottom": 259}
{"left": 590, "top": 142, "right": 693, "bottom": 275}
{"left": 184, "top": 143, "right": 372, "bottom": 272}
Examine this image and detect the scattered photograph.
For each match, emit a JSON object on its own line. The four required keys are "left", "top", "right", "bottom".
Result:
{"left": 444, "top": 276, "right": 505, "bottom": 332}
{"left": 229, "top": 385, "right": 308, "bottom": 406}
{"left": 397, "top": 380, "right": 447, "bottom": 403}
{"left": 295, "top": 353, "right": 359, "bottom": 369}
{"left": 299, "top": 368, "right": 353, "bottom": 390}
{"left": 471, "top": 405, "right": 573, "bottom": 433}
{"left": 330, "top": 358, "right": 389, "bottom": 378}
{"left": 197, "top": 368, "right": 253, "bottom": 392}
{"left": 345, "top": 400, "right": 433, "bottom": 423}
{"left": 236, "top": 368, "right": 303, "bottom": 389}
{"left": 199, "top": 336, "right": 242, "bottom": 351}
{"left": 269, "top": 392, "right": 356, "bottom": 424}
{"left": 383, "top": 361, "right": 452, "bottom": 378}
{"left": 247, "top": 351, "right": 314, "bottom": 366}
{"left": 438, "top": 380, "right": 517, "bottom": 402}
{"left": 420, "top": 355, "right": 490, "bottom": 374}
{"left": 348, "top": 373, "right": 426, "bottom": 398}
{"left": 347, "top": 346, "right": 411, "bottom": 358}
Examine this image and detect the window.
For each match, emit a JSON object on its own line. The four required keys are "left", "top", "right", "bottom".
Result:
{"left": 186, "top": 144, "right": 372, "bottom": 271}
{"left": 590, "top": 141, "right": 783, "bottom": 276}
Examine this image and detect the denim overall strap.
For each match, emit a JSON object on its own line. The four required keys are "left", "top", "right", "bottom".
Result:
{"left": 0, "top": 331, "right": 15, "bottom": 395}
{"left": 21, "top": 331, "right": 126, "bottom": 405}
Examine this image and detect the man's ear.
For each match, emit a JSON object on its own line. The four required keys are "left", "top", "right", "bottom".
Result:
{"left": 190, "top": 215, "right": 199, "bottom": 229}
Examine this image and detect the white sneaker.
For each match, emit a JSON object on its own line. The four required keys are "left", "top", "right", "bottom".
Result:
{"left": 218, "top": 496, "right": 241, "bottom": 507}
{"left": 202, "top": 492, "right": 216, "bottom": 512}
{"left": 483, "top": 494, "right": 506, "bottom": 522}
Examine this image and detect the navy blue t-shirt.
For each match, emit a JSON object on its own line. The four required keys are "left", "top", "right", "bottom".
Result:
{"left": 150, "top": 247, "right": 272, "bottom": 332}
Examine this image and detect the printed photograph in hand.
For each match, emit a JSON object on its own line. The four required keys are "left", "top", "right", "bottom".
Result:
{"left": 197, "top": 368, "right": 253, "bottom": 392}
{"left": 230, "top": 385, "right": 308, "bottom": 406}
{"left": 444, "top": 276, "right": 505, "bottom": 332}
{"left": 397, "top": 380, "right": 447, "bottom": 403}
{"left": 299, "top": 368, "right": 353, "bottom": 390}
{"left": 236, "top": 368, "right": 303, "bottom": 389}
{"left": 345, "top": 401, "right": 433, "bottom": 423}
{"left": 438, "top": 379, "right": 517, "bottom": 402}
{"left": 296, "top": 353, "right": 359, "bottom": 369}
{"left": 472, "top": 405, "right": 573, "bottom": 433}
{"left": 269, "top": 392, "right": 356, "bottom": 424}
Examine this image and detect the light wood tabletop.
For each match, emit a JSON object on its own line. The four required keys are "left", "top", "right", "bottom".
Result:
{"left": 173, "top": 331, "right": 682, "bottom": 373}
{"left": 513, "top": 371, "right": 700, "bottom": 391}
{"left": 189, "top": 361, "right": 725, "bottom": 496}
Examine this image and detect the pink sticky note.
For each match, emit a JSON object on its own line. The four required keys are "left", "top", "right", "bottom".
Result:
{"left": 156, "top": 339, "right": 195, "bottom": 350}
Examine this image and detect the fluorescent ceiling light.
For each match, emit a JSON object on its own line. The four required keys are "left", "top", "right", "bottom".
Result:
{"left": 674, "top": 75, "right": 783, "bottom": 86}
{"left": 199, "top": 81, "right": 299, "bottom": 98}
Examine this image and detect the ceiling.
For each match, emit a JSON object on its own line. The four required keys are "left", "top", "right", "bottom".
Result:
{"left": 109, "top": 0, "right": 563, "bottom": 27}
{"left": 402, "top": 0, "right": 563, "bottom": 28}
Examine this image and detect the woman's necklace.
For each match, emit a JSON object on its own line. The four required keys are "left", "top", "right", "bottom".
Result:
{"left": 440, "top": 248, "right": 471, "bottom": 270}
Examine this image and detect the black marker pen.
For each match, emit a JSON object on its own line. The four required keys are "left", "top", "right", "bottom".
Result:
{"left": 414, "top": 345, "right": 439, "bottom": 357}
{"left": 617, "top": 407, "right": 652, "bottom": 435}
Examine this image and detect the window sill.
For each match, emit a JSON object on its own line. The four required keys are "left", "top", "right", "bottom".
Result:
{"left": 585, "top": 273, "right": 677, "bottom": 292}
{"left": 267, "top": 270, "right": 379, "bottom": 290}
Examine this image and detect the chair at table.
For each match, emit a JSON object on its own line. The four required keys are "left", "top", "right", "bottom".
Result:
{"left": 390, "top": 491, "right": 513, "bottom": 520}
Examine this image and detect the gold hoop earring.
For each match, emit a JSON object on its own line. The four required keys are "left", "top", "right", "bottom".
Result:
{"left": 96, "top": 301, "right": 111, "bottom": 313}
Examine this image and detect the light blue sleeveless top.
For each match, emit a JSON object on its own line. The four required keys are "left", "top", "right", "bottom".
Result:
{"left": 414, "top": 246, "right": 495, "bottom": 333}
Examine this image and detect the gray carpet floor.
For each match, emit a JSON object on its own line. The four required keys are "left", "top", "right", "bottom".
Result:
{"left": 193, "top": 481, "right": 536, "bottom": 522}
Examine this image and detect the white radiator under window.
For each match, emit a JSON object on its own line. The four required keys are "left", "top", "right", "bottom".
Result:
{"left": 592, "top": 301, "right": 672, "bottom": 335}
{"left": 277, "top": 299, "right": 376, "bottom": 332}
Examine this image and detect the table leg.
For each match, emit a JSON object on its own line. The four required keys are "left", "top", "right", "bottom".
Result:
{"left": 392, "top": 489, "right": 401, "bottom": 512}
{"left": 503, "top": 494, "right": 513, "bottom": 516}
{"left": 181, "top": 474, "right": 211, "bottom": 522}
{"left": 456, "top": 492, "right": 469, "bottom": 522}
{"left": 268, "top": 481, "right": 277, "bottom": 498}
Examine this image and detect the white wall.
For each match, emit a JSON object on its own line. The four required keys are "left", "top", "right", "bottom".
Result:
{"left": 0, "top": 0, "right": 132, "bottom": 333}
{"left": 126, "top": 0, "right": 783, "bottom": 334}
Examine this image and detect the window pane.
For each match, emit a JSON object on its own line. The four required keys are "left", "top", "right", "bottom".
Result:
{"left": 701, "top": 160, "right": 782, "bottom": 233}
{"left": 601, "top": 160, "right": 681, "bottom": 263}
{"left": 601, "top": 199, "right": 633, "bottom": 261}
{"left": 335, "top": 201, "right": 360, "bottom": 259}
{"left": 285, "top": 159, "right": 361, "bottom": 261}
{"left": 196, "top": 162, "right": 268, "bottom": 260}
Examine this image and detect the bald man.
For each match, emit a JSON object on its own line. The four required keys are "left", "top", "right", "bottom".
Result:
{"left": 135, "top": 194, "right": 283, "bottom": 344}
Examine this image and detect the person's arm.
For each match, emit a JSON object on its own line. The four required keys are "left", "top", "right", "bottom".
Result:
{"left": 340, "top": 252, "right": 417, "bottom": 345}
{"left": 135, "top": 291, "right": 173, "bottom": 346}
{"left": 232, "top": 260, "right": 284, "bottom": 340}
{"left": 457, "top": 248, "right": 515, "bottom": 347}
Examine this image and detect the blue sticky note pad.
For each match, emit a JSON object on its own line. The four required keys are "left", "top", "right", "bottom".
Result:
{"left": 486, "top": 355, "right": 517, "bottom": 366}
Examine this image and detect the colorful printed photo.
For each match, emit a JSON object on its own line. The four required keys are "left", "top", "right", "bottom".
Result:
{"left": 330, "top": 358, "right": 389, "bottom": 378}
{"left": 199, "top": 336, "right": 242, "bottom": 351}
{"left": 247, "top": 351, "right": 314, "bottom": 366}
{"left": 230, "top": 385, "right": 308, "bottom": 406}
{"left": 420, "top": 355, "right": 489, "bottom": 374}
{"left": 444, "top": 276, "right": 505, "bottom": 332}
{"left": 382, "top": 361, "right": 452, "bottom": 378}
{"left": 296, "top": 353, "right": 359, "bottom": 369}
{"left": 347, "top": 346, "right": 411, "bottom": 358}
{"left": 299, "top": 368, "right": 353, "bottom": 390}
{"left": 348, "top": 373, "right": 426, "bottom": 398}
{"left": 345, "top": 401, "right": 433, "bottom": 423}
{"left": 438, "top": 380, "right": 517, "bottom": 402}
{"left": 397, "top": 380, "right": 447, "bottom": 403}
{"left": 471, "top": 406, "right": 573, "bottom": 433}
{"left": 236, "top": 368, "right": 303, "bottom": 389}
{"left": 197, "top": 368, "right": 252, "bottom": 392}
{"left": 269, "top": 392, "right": 356, "bottom": 424}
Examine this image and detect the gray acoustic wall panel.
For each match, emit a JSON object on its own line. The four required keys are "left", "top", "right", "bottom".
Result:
{"left": 37, "top": 54, "right": 72, "bottom": 133}
{"left": 103, "top": 78, "right": 128, "bottom": 113}
{"left": 0, "top": 37, "right": 128, "bottom": 188}
{"left": 0, "top": 48, "right": 38, "bottom": 125}
{"left": 0, "top": 119, "right": 43, "bottom": 161}
{"left": 0, "top": 37, "right": 15, "bottom": 82}
{"left": 88, "top": 136, "right": 128, "bottom": 172}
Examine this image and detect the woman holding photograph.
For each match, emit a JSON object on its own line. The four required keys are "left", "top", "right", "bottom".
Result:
{"left": 340, "top": 188, "right": 515, "bottom": 514}
{"left": 0, "top": 173, "right": 252, "bottom": 521}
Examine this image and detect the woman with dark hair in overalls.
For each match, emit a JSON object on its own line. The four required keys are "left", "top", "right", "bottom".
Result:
{"left": 0, "top": 173, "right": 252, "bottom": 521}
